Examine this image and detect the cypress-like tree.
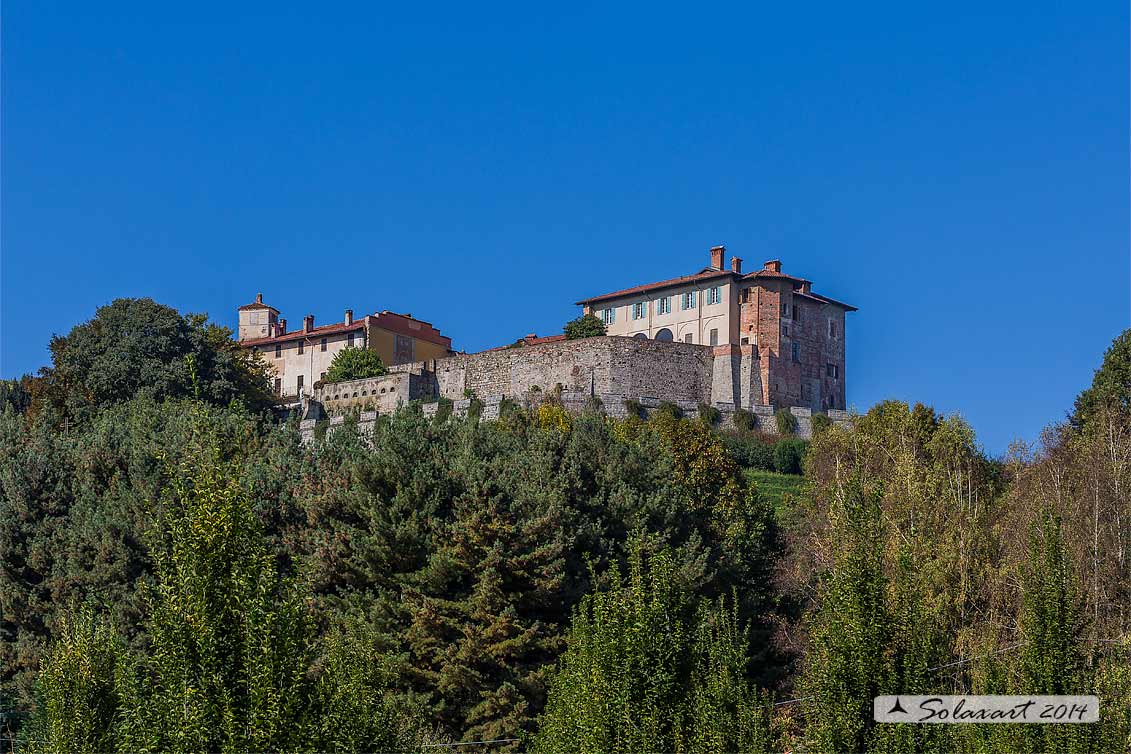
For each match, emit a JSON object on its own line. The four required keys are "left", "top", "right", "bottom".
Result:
{"left": 115, "top": 404, "right": 312, "bottom": 753}
{"left": 801, "top": 480, "right": 947, "bottom": 754}
{"left": 19, "top": 609, "right": 125, "bottom": 754}
{"left": 1017, "top": 512, "right": 1094, "bottom": 754}
{"left": 532, "top": 541, "right": 773, "bottom": 753}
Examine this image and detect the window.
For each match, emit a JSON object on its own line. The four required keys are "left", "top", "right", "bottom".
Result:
{"left": 657, "top": 296, "right": 671, "bottom": 314}
{"left": 274, "top": 344, "right": 281, "bottom": 358}
{"left": 781, "top": 323, "right": 788, "bottom": 339}
{"left": 296, "top": 375, "right": 304, "bottom": 393}
{"left": 298, "top": 341, "right": 304, "bottom": 355}
{"left": 828, "top": 319, "right": 838, "bottom": 339}
{"left": 681, "top": 291, "right": 697, "bottom": 310}
{"left": 684, "top": 333, "right": 694, "bottom": 343}
{"left": 274, "top": 378, "right": 282, "bottom": 394}
{"left": 320, "top": 338, "right": 328, "bottom": 352}
{"left": 320, "top": 372, "right": 326, "bottom": 381}
{"left": 708, "top": 286, "right": 721, "bottom": 305}
{"left": 709, "top": 328, "right": 719, "bottom": 346}
{"left": 632, "top": 302, "right": 647, "bottom": 320}
{"left": 633, "top": 332, "right": 648, "bottom": 340}
{"left": 792, "top": 342, "right": 801, "bottom": 363}
{"left": 783, "top": 303, "right": 790, "bottom": 318}
{"left": 655, "top": 328, "right": 674, "bottom": 342}
{"left": 348, "top": 332, "right": 356, "bottom": 347}
{"left": 794, "top": 303, "right": 802, "bottom": 323}
{"left": 602, "top": 308, "right": 616, "bottom": 325}
{"left": 827, "top": 363, "right": 839, "bottom": 379}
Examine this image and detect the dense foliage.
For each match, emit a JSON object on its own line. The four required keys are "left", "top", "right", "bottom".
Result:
{"left": 323, "top": 345, "right": 388, "bottom": 383}
{"left": 562, "top": 314, "right": 606, "bottom": 340}
{"left": 3, "top": 299, "right": 1131, "bottom": 752}
{"left": 33, "top": 298, "right": 274, "bottom": 420}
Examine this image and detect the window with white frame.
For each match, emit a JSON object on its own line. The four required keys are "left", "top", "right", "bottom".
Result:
{"left": 657, "top": 296, "right": 671, "bottom": 314}
{"left": 681, "top": 291, "right": 697, "bottom": 310}
{"left": 632, "top": 302, "right": 647, "bottom": 320}
{"left": 708, "top": 286, "right": 721, "bottom": 305}
{"left": 602, "top": 308, "right": 616, "bottom": 325}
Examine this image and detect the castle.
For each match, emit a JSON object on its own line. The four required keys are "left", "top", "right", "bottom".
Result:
{"left": 575, "top": 246, "right": 855, "bottom": 411}
{"left": 236, "top": 245, "right": 857, "bottom": 431}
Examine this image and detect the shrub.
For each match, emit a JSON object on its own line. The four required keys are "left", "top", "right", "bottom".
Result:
{"left": 775, "top": 409, "right": 798, "bottom": 437}
{"left": 811, "top": 413, "right": 833, "bottom": 435}
{"left": 723, "top": 435, "right": 776, "bottom": 471}
{"left": 584, "top": 395, "right": 604, "bottom": 414}
{"left": 563, "top": 314, "right": 607, "bottom": 340}
{"left": 467, "top": 397, "right": 484, "bottom": 420}
{"left": 499, "top": 397, "right": 520, "bottom": 418}
{"left": 623, "top": 399, "right": 644, "bottom": 419}
{"left": 772, "top": 439, "right": 808, "bottom": 475}
{"left": 697, "top": 403, "right": 721, "bottom": 426}
{"left": 733, "top": 408, "right": 757, "bottom": 433}
{"left": 434, "top": 397, "right": 453, "bottom": 424}
{"left": 324, "top": 346, "right": 387, "bottom": 383}
{"left": 654, "top": 401, "right": 684, "bottom": 421}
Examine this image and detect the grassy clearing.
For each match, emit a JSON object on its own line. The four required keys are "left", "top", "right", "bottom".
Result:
{"left": 744, "top": 469, "right": 806, "bottom": 520}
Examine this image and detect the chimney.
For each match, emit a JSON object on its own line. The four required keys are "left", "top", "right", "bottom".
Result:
{"left": 730, "top": 256, "right": 743, "bottom": 274}
{"left": 763, "top": 259, "right": 782, "bottom": 273}
{"left": 255, "top": 293, "right": 263, "bottom": 304}
{"left": 303, "top": 314, "right": 314, "bottom": 333}
{"left": 709, "top": 245, "right": 725, "bottom": 270}
{"left": 278, "top": 318, "right": 287, "bottom": 334}
{"left": 345, "top": 309, "right": 353, "bottom": 325}
{"left": 799, "top": 281, "right": 811, "bottom": 294}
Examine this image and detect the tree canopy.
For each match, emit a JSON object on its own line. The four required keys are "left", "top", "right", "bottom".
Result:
{"left": 563, "top": 314, "right": 606, "bottom": 340}
{"left": 36, "top": 298, "right": 274, "bottom": 419}
{"left": 323, "top": 345, "right": 388, "bottom": 383}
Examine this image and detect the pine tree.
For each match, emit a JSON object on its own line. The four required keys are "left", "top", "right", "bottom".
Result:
{"left": 403, "top": 421, "right": 571, "bottom": 745}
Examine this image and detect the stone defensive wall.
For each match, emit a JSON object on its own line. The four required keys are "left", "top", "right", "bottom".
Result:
{"left": 301, "top": 336, "right": 851, "bottom": 441}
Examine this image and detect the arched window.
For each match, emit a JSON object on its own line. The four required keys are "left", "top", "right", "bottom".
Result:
{"left": 655, "top": 328, "right": 674, "bottom": 342}
{"left": 633, "top": 333, "right": 648, "bottom": 340}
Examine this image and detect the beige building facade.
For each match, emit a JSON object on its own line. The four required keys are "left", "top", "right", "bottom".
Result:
{"left": 237, "top": 294, "right": 453, "bottom": 398}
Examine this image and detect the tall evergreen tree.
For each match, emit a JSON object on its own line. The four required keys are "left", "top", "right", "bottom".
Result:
{"left": 1016, "top": 512, "right": 1094, "bottom": 754}
{"left": 801, "top": 480, "right": 946, "bottom": 754}
{"left": 20, "top": 609, "right": 125, "bottom": 754}
{"left": 115, "top": 404, "right": 312, "bottom": 753}
{"left": 532, "top": 541, "right": 773, "bottom": 754}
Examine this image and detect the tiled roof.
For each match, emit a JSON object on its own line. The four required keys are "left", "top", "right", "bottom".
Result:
{"left": 743, "top": 269, "right": 810, "bottom": 284}
{"left": 576, "top": 269, "right": 737, "bottom": 305}
{"left": 796, "top": 290, "right": 858, "bottom": 312}
{"left": 482, "top": 333, "right": 567, "bottom": 353}
{"left": 574, "top": 261, "right": 855, "bottom": 311}
{"left": 239, "top": 310, "right": 454, "bottom": 349}
{"left": 238, "top": 301, "right": 278, "bottom": 312}
{"left": 240, "top": 320, "right": 366, "bottom": 347}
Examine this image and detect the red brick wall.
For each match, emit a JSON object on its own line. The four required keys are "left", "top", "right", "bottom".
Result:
{"left": 739, "top": 283, "right": 847, "bottom": 410}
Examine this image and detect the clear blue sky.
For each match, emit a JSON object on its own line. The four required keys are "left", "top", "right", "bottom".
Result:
{"left": 2, "top": 2, "right": 1127, "bottom": 453}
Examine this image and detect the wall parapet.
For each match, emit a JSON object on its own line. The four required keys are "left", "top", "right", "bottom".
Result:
{"left": 298, "top": 336, "right": 852, "bottom": 441}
